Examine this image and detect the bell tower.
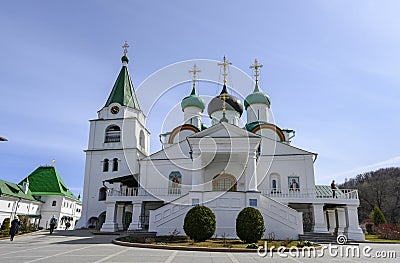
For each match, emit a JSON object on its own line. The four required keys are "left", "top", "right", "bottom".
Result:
{"left": 76, "top": 42, "right": 149, "bottom": 229}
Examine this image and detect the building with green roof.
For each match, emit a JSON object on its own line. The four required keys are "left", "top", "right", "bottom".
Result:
{"left": 0, "top": 179, "right": 42, "bottom": 229}
{"left": 22, "top": 166, "right": 80, "bottom": 202}
{"left": 20, "top": 166, "right": 82, "bottom": 230}
{"left": 0, "top": 165, "right": 81, "bottom": 231}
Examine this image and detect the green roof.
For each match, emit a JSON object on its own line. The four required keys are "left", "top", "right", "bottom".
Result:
{"left": 20, "top": 166, "right": 80, "bottom": 202}
{"left": 0, "top": 179, "right": 38, "bottom": 202}
{"left": 244, "top": 83, "right": 270, "bottom": 109}
{"left": 105, "top": 56, "right": 140, "bottom": 110}
{"left": 245, "top": 121, "right": 268, "bottom": 132}
{"left": 181, "top": 86, "right": 206, "bottom": 111}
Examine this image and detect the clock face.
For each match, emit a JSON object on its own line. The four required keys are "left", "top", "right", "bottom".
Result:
{"left": 110, "top": 106, "right": 120, "bottom": 114}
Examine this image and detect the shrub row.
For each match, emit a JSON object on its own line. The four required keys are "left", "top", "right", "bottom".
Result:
{"left": 183, "top": 206, "right": 265, "bottom": 243}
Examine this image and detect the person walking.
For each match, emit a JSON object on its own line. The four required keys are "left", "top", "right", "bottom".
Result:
{"left": 65, "top": 221, "right": 71, "bottom": 230}
{"left": 9, "top": 217, "right": 21, "bottom": 241}
{"left": 331, "top": 180, "right": 337, "bottom": 198}
{"left": 49, "top": 215, "right": 57, "bottom": 235}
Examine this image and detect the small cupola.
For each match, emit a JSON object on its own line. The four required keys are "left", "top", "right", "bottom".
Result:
{"left": 181, "top": 64, "right": 206, "bottom": 112}
{"left": 245, "top": 59, "right": 271, "bottom": 124}
{"left": 181, "top": 64, "right": 205, "bottom": 129}
{"left": 244, "top": 59, "right": 270, "bottom": 109}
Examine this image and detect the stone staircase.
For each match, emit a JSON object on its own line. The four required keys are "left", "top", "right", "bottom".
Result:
{"left": 298, "top": 232, "right": 337, "bottom": 243}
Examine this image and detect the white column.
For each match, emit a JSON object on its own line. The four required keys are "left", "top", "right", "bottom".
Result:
{"left": 344, "top": 206, "right": 365, "bottom": 241}
{"left": 246, "top": 152, "right": 258, "bottom": 191}
{"left": 335, "top": 207, "right": 346, "bottom": 235}
{"left": 326, "top": 209, "right": 336, "bottom": 234}
{"left": 311, "top": 204, "right": 328, "bottom": 233}
{"left": 191, "top": 152, "right": 203, "bottom": 191}
{"left": 100, "top": 201, "right": 118, "bottom": 232}
{"left": 116, "top": 204, "right": 125, "bottom": 230}
{"left": 128, "top": 202, "right": 142, "bottom": 231}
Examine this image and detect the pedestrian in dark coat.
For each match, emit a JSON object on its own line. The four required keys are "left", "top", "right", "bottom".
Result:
{"left": 10, "top": 217, "right": 20, "bottom": 241}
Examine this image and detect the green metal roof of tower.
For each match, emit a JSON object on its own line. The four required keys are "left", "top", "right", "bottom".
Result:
{"left": 19, "top": 166, "right": 80, "bottom": 203}
{"left": 244, "top": 82, "right": 271, "bottom": 109}
{"left": 245, "top": 59, "right": 270, "bottom": 109}
{"left": 181, "top": 86, "right": 206, "bottom": 111}
{"left": 181, "top": 64, "right": 206, "bottom": 111}
{"left": 104, "top": 54, "right": 141, "bottom": 110}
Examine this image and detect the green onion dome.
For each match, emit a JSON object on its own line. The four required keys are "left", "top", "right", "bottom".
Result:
{"left": 181, "top": 87, "right": 206, "bottom": 112}
{"left": 244, "top": 83, "right": 270, "bottom": 109}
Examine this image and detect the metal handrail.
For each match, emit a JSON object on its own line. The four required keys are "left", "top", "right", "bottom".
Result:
{"left": 107, "top": 187, "right": 190, "bottom": 197}
{"left": 261, "top": 188, "right": 358, "bottom": 199}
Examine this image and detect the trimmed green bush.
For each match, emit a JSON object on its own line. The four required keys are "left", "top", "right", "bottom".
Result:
{"left": 372, "top": 206, "right": 386, "bottom": 226}
{"left": 183, "top": 206, "right": 216, "bottom": 242}
{"left": 1, "top": 218, "right": 10, "bottom": 231}
{"left": 236, "top": 207, "right": 265, "bottom": 243}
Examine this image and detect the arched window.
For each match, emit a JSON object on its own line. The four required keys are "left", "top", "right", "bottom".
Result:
{"left": 105, "top": 125, "right": 121, "bottom": 143}
{"left": 270, "top": 173, "right": 281, "bottom": 193}
{"left": 98, "top": 187, "right": 107, "bottom": 201}
{"left": 139, "top": 130, "right": 145, "bottom": 148}
{"left": 272, "top": 179, "right": 277, "bottom": 189}
{"left": 112, "top": 158, "right": 118, "bottom": 171}
{"left": 212, "top": 174, "right": 237, "bottom": 192}
{"left": 103, "top": 159, "right": 109, "bottom": 172}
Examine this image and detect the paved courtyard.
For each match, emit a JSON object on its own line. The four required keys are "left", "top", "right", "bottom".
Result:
{"left": 0, "top": 230, "right": 399, "bottom": 263}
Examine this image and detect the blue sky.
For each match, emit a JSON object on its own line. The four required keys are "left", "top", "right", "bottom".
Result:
{"left": 1, "top": 1, "right": 400, "bottom": 196}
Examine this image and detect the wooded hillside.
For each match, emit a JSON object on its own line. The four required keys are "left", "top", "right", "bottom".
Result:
{"left": 339, "top": 167, "right": 400, "bottom": 223}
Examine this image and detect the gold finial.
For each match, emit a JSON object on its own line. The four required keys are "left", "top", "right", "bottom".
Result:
{"left": 189, "top": 64, "right": 201, "bottom": 91}
{"left": 218, "top": 56, "right": 232, "bottom": 85}
{"left": 51, "top": 159, "right": 55, "bottom": 166}
{"left": 250, "top": 58, "right": 263, "bottom": 84}
{"left": 122, "top": 41, "right": 129, "bottom": 56}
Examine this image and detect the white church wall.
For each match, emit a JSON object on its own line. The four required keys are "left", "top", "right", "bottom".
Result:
{"left": 171, "top": 129, "right": 195, "bottom": 144}
{"left": 256, "top": 129, "right": 281, "bottom": 142}
{"left": 140, "top": 159, "right": 193, "bottom": 191}
{"left": 257, "top": 155, "right": 315, "bottom": 195}
{"left": 183, "top": 107, "right": 202, "bottom": 129}
{"left": 149, "top": 191, "right": 303, "bottom": 239}
{"left": 202, "top": 154, "right": 247, "bottom": 191}
{"left": 0, "top": 197, "right": 41, "bottom": 225}
{"left": 247, "top": 104, "right": 270, "bottom": 123}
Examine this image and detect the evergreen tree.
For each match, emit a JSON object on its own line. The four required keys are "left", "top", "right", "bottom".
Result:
{"left": 372, "top": 205, "right": 387, "bottom": 226}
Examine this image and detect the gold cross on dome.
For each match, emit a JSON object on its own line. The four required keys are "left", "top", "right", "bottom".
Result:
{"left": 122, "top": 41, "right": 129, "bottom": 56}
{"left": 220, "top": 93, "right": 229, "bottom": 112}
{"left": 218, "top": 56, "right": 232, "bottom": 85}
{"left": 189, "top": 64, "right": 201, "bottom": 85}
{"left": 250, "top": 58, "right": 263, "bottom": 84}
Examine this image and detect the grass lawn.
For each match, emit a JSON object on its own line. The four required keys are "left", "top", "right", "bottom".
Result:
{"left": 365, "top": 234, "right": 400, "bottom": 243}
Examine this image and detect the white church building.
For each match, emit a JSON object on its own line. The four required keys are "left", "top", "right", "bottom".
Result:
{"left": 76, "top": 46, "right": 364, "bottom": 241}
